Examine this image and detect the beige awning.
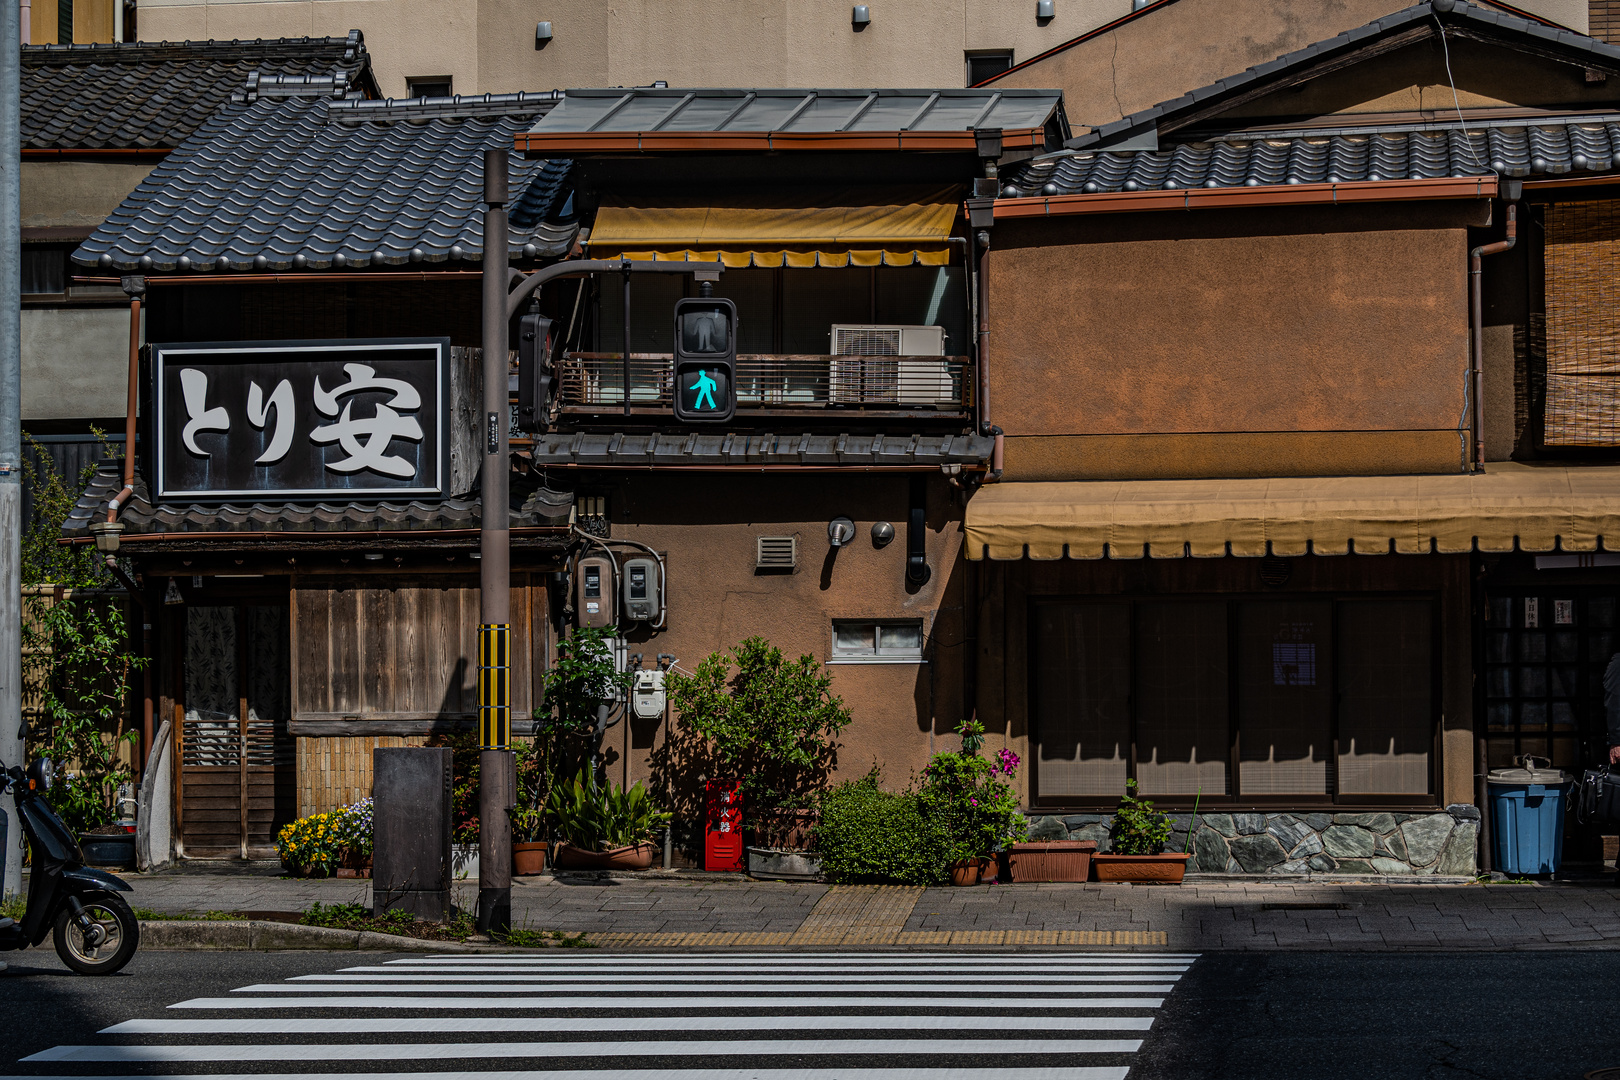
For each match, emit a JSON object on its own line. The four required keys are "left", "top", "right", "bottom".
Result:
{"left": 587, "top": 188, "right": 961, "bottom": 268}
{"left": 964, "top": 464, "right": 1620, "bottom": 560}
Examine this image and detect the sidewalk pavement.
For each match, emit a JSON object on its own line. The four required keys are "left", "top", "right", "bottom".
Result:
{"left": 114, "top": 868, "right": 1620, "bottom": 951}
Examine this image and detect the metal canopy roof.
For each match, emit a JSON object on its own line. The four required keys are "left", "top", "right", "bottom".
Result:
{"left": 519, "top": 87, "right": 1066, "bottom": 154}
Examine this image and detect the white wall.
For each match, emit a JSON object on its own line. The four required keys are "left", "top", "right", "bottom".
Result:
{"left": 22, "top": 307, "right": 133, "bottom": 421}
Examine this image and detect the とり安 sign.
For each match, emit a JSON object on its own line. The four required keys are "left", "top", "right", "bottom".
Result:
{"left": 152, "top": 338, "right": 450, "bottom": 500}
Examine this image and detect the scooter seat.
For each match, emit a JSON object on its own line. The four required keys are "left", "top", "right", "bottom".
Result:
{"left": 0, "top": 918, "right": 12, "bottom": 931}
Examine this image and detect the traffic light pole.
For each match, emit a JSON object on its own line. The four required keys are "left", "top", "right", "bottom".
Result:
{"left": 477, "top": 146, "right": 716, "bottom": 933}
{"left": 478, "top": 149, "right": 514, "bottom": 935}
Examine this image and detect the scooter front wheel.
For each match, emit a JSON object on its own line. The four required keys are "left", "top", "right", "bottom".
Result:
{"left": 53, "top": 891, "right": 139, "bottom": 975}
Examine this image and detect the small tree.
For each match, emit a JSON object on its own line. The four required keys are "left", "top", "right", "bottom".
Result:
{"left": 19, "top": 436, "right": 145, "bottom": 832}
{"left": 666, "top": 636, "right": 852, "bottom": 839}
{"left": 511, "top": 627, "right": 630, "bottom": 843}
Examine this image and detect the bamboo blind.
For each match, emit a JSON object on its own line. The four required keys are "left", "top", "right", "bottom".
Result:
{"left": 295, "top": 736, "right": 426, "bottom": 818}
{"left": 1545, "top": 200, "right": 1620, "bottom": 445}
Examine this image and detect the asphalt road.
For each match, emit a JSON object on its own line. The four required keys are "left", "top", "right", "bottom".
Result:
{"left": 0, "top": 947, "right": 1616, "bottom": 1080}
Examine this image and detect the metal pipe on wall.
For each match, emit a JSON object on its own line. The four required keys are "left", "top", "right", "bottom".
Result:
{"left": 0, "top": 0, "right": 23, "bottom": 903}
{"left": 1469, "top": 200, "right": 1518, "bottom": 472}
{"left": 975, "top": 229, "right": 1003, "bottom": 482}
{"left": 108, "top": 279, "right": 144, "bottom": 522}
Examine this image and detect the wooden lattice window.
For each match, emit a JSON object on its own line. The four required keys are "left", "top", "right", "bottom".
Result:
{"left": 1543, "top": 199, "right": 1620, "bottom": 446}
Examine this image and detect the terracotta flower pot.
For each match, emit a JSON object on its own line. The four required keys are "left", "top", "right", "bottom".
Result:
{"left": 1005, "top": 841, "right": 1097, "bottom": 883}
{"left": 1091, "top": 852, "right": 1191, "bottom": 883}
{"left": 550, "top": 841, "right": 658, "bottom": 871}
{"left": 979, "top": 852, "right": 1002, "bottom": 884}
{"left": 949, "top": 858, "right": 981, "bottom": 886}
{"left": 512, "top": 841, "right": 550, "bottom": 876}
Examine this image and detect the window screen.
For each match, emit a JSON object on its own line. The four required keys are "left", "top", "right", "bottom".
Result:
{"left": 782, "top": 268, "right": 870, "bottom": 353}
{"left": 22, "top": 245, "right": 66, "bottom": 295}
{"left": 1136, "top": 601, "right": 1230, "bottom": 796}
{"left": 1032, "top": 602, "right": 1130, "bottom": 797}
{"left": 1544, "top": 200, "right": 1620, "bottom": 445}
{"left": 967, "top": 52, "right": 1013, "bottom": 86}
{"left": 1338, "top": 599, "right": 1432, "bottom": 794}
{"left": 1238, "top": 601, "right": 1333, "bottom": 795}
{"left": 875, "top": 266, "right": 968, "bottom": 355}
{"left": 595, "top": 272, "right": 685, "bottom": 354}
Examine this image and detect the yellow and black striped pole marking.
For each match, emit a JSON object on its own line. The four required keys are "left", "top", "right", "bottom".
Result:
{"left": 478, "top": 622, "right": 510, "bottom": 749}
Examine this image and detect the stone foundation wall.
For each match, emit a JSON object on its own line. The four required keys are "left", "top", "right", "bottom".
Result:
{"left": 1024, "top": 805, "right": 1481, "bottom": 876}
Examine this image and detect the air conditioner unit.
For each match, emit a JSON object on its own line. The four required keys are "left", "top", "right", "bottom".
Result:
{"left": 829, "top": 324, "right": 951, "bottom": 405}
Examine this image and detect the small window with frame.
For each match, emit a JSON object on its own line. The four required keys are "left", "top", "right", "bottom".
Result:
{"left": 966, "top": 50, "right": 1014, "bottom": 87}
{"left": 830, "top": 619, "right": 925, "bottom": 664}
{"left": 22, "top": 244, "right": 68, "bottom": 298}
{"left": 407, "top": 76, "right": 453, "bottom": 99}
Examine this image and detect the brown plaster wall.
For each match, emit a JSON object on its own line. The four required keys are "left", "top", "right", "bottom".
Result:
{"left": 976, "top": 552, "right": 1474, "bottom": 810}
{"left": 589, "top": 473, "right": 968, "bottom": 807}
{"left": 1218, "top": 37, "right": 1620, "bottom": 124}
{"left": 987, "top": 203, "right": 1483, "bottom": 478}
{"left": 991, "top": 0, "right": 1590, "bottom": 130}
{"left": 21, "top": 161, "right": 155, "bottom": 228}
{"left": 1003, "top": 430, "right": 1468, "bottom": 480}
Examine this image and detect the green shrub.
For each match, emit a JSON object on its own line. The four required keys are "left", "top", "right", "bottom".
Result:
{"left": 814, "top": 772, "right": 951, "bottom": 885}
{"left": 546, "top": 769, "right": 672, "bottom": 851}
{"left": 918, "top": 723, "right": 1027, "bottom": 866}
{"left": 1110, "top": 779, "right": 1171, "bottom": 855}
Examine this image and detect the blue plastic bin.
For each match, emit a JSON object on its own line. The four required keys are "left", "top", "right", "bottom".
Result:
{"left": 1488, "top": 760, "right": 1571, "bottom": 875}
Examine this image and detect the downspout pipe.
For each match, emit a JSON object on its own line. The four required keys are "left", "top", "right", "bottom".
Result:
{"left": 975, "top": 228, "right": 1003, "bottom": 482}
{"left": 108, "top": 276, "right": 144, "bottom": 521}
{"left": 1468, "top": 197, "right": 1517, "bottom": 472}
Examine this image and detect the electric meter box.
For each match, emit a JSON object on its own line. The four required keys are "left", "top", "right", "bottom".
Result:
{"left": 622, "top": 556, "right": 662, "bottom": 623}
{"left": 576, "top": 556, "right": 616, "bottom": 627}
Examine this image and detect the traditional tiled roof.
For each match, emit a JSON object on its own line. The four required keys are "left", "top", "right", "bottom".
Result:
{"left": 1071, "top": 0, "right": 1620, "bottom": 150}
{"left": 74, "top": 88, "right": 575, "bottom": 272}
{"left": 21, "top": 33, "right": 377, "bottom": 151}
{"left": 64, "top": 461, "right": 572, "bottom": 543}
{"left": 1001, "top": 115, "right": 1620, "bottom": 195}
{"left": 530, "top": 431, "right": 995, "bottom": 468}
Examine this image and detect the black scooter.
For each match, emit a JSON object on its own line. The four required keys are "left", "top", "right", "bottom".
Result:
{"left": 1, "top": 758, "right": 140, "bottom": 974}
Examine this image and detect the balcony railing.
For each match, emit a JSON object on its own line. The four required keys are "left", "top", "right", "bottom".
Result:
{"left": 556, "top": 352, "right": 973, "bottom": 414}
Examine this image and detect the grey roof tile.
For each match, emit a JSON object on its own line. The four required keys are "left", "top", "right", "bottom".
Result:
{"left": 74, "top": 89, "right": 575, "bottom": 272}
{"left": 531, "top": 431, "right": 994, "bottom": 467}
{"left": 1004, "top": 117, "right": 1620, "bottom": 195}
{"left": 63, "top": 461, "right": 572, "bottom": 540}
{"left": 21, "top": 33, "right": 376, "bottom": 150}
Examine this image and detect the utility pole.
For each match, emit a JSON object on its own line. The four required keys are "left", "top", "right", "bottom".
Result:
{"left": 0, "top": 0, "right": 24, "bottom": 902}
{"left": 477, "top": 147, "right": 514, "bottom": 935}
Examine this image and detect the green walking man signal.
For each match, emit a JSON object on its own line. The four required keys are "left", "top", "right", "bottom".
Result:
{"left": 672, "top": 296, "right": 736, "bottom": 422}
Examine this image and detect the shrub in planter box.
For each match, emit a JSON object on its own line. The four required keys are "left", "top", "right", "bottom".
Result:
{"left": 918, "top": 720, "right": 1027, "bottom": 883}
{"left": 544, "top": 768, "right": 672, "bottom": 872}
{"left": 1091, "top": 780, "right": 1190, "bottom": 884}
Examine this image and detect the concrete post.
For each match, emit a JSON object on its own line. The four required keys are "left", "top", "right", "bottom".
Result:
{"left": 478, "top": 147, "right": 513, "bottom": 934}
{"left": 1, "top": 0, "right": 25, "bottom": 903}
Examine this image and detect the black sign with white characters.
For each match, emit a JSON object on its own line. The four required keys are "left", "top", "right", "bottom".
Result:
{"left": 152, "top": 338, "right": 450, "bottom": 501}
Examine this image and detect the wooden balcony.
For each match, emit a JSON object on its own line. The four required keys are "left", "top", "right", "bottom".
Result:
{"left": 555, "top": 352, "right": 973, "bottom": 418}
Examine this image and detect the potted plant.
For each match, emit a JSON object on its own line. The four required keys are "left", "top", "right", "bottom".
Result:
{"left": 547, "top": 768, "right": 673, "bottom": 870}
{"left": 920, "top": 720, "right": 1027, "bottom": 886}
{"left": 509, "top": 627, "right": 630, "bottom": 876}
{"left": 1092, "top": 779, "right": 1191, "bottom": 883}
{"left": 667, "top": 636, "right": 852, "bottom": 880}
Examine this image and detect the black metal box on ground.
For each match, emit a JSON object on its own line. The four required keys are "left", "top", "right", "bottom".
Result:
{"left": 372, "top": 747, "right": 453, "bottom": 921}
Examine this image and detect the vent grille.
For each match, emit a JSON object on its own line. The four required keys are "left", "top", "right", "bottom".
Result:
{"left": 756, "top": 536, "right": 797, "bottom": 569}
{"left": 832, "top": 327, "right": 901, "bottom": 356}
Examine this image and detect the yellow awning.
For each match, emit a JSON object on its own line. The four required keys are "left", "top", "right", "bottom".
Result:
{"left": 588, "top": 188, "right": 961, "bottom": 268}
{"left": 964, "top": 464, "right": 1620, "bottom": 561}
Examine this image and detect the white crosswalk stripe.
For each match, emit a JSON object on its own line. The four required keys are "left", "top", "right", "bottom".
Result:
{"left": 8, "top": 949, "right": 1199, "bottom": 1080}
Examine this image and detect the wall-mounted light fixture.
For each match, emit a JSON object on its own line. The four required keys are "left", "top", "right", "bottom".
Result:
{"left": 828, "top": 517, "right": 856, "bottom": 547}
{"left": 852, "top": 5, "right": 870, "bottom": 29}
{"left": 1037, "top": 0, "right": 1054, "bottom": 20}
{"left": 535, "top": 20, "right": 553, "bottom": 49}
{"left": 871, "top": 521, "right": 895, "bottom": 548}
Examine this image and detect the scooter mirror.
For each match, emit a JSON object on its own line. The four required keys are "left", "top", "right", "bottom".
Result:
{"left": 26, "top": 758, "right": 54, "bottom": 792}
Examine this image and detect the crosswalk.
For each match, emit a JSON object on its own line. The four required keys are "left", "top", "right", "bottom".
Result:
{"left": 12, "top": 949, "right": 1199, "bottom": 1080}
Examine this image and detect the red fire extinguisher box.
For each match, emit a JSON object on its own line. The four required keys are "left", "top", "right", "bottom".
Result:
{"left": 704, "top": 779, "right": 744, "bottom": 872}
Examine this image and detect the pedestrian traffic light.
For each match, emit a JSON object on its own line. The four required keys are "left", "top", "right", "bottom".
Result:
{"left": 516, "top": 312, "right": 554, "bottom": 433}
{"left": 672, "top": 296, "right": 736, "bottom": 422}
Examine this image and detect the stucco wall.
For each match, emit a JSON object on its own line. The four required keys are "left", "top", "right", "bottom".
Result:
{"left": 139, "top": 0, "right": 1130, "bottom": 96}
{"left": 588, "top": 472, "right": 966, "bottom": 808}
{"left": 22, "top": 161, "right": 154, "bottom": 229}
{"left": 992, "top": 0, "right": 1589, "bottom": 130}
{"left": 22, "top": 306, "right": 133, "bottom": 421}
{"left": 987, "top": 202, "right": 1486, "bottom": 480}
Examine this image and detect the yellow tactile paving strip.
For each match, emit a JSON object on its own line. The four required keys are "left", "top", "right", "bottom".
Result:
{"left": 587, "top": 929, "right": 1170, "bottom": 947}
{"left": 585, "top": 888, "right": 1168, "bottom": 948}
